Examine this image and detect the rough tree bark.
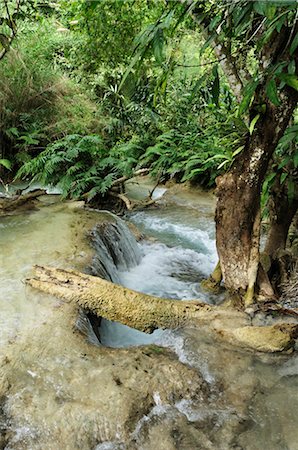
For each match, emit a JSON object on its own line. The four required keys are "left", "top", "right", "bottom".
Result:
{"left": 25, "top": 265, "right": 298, "bottom": 352}
{"left": 264, "top": 175, "right": 298, "bottom": 260}
{"left": 215, "top": 88, "right": 298, "bottom": 304}
{"left": 188, "top": 4, "right": 298, "bottom": 303}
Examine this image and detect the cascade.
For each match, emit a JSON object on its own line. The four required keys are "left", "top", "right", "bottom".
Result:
{"left": 89, "top": 217, "right": 141, "bottom": 283}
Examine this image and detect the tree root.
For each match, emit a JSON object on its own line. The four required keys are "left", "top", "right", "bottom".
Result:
{"left": 0, "top": 189, "right": 47, "bottom": 214}
{"left": 201, "top": 261, "right": 222, "bottom": 293}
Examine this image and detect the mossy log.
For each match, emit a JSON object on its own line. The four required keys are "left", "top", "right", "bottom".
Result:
{"left": 26, "top": 265, "right": 298, "bottom": 352}
{"left": 0, "top": 189, "right": 46, "bottom": 213}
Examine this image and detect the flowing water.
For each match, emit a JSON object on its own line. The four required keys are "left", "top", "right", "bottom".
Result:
{"left": 0, "top": 187, "right": 298, "bottom": 449}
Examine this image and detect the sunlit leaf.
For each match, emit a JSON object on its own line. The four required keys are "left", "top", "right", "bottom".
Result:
{"left": 249, "top": 115, "right": 260, "bottom": 134}
{"left": 0, "top": 159, "right": 12, "bottom": 170}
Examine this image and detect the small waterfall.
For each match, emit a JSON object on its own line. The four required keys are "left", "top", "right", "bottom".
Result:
{"left": 89, "top": 217, "right": 142, "bottom": 283}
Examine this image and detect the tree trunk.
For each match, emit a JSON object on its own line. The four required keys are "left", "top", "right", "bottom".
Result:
{"left": 215, "top": 89, "right": 298, "bottom": 304}
{"left": 25, "top": 265, "right": 298, "bottom": 352}
{"left": 264, "top": 175, "right": 298, "bottom": 260}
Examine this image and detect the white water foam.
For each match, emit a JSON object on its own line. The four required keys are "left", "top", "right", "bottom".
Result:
{"left": 130, "top": 211, "right": 216, "bottom": 255}
{"left": 119, "top": 241, "right": 212, "bottom": 299}
{"left": 98, "top": 211, "right": 217, "bottom": 383}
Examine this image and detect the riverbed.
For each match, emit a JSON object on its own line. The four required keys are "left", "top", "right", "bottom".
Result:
{"left": 0, "top": 185, "right": 297, "bottom": 449}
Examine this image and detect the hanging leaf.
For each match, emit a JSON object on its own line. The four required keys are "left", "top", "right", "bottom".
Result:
{"left": 217, "top": 160, "right": 229, "bottom": 170}
{"left": 211, "top": 65, "right": 220, "bottom": 106}
{"left": 266, "top": 79, "right": 280, "bottom": 106}
{"left": 280, "top": 172, "right": 288, "bottom": 184}
{"left": 190, "top": 74, "right": 207, "bottom": 100}
{"left": 209, "top": 15, "right": 222, "bottom": 31}
{"left": 278, "top": 73, "right": 298, "bottom": 91}
{"left": 249, "top": 114, "right": 260, "bottom": 134}
{"left": 253, "top": 2, "right": 266, "bottom": 15}
{"left": 0, "top": 159, "right": 12, "bottom": 170}
{"left": 232, "top": 145, "right": 245, "bottom": 157}
{"left": 239, "top": 79, "right": 259, "bottom": 115}
{"left": 290, "top": 32, "right": 298, "bottom": 55}
{"left": 152, "top": 28, "right": 164, "bottom": 64}
{"left": 264, "top": 4, "right": 276, "bottom": 19}
{"left": 288, "top": 60, "right": 296, "bottom": 75}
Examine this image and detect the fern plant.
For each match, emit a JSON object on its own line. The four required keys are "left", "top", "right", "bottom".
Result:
{"left": 16, "top": 134, "right": 129, "bottom": 201}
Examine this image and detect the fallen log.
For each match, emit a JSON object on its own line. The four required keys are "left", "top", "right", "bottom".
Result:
{"left": 26, "top": 265, "right": 298, "bottom": 352}
{"left": 0, "top": 189, "right": 47, "bottom": 213}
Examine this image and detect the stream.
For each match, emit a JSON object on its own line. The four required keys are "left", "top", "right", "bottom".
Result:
{"left": 0, "top": 185, "right": 298, "bottom": 449}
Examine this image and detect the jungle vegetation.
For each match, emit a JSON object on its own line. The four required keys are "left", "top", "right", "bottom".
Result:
{"left": 0, "top": 0, "right": 297, "bottom": 304}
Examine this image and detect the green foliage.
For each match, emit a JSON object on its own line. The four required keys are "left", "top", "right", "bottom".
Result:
{"left": 262, "top": 122, "right": 298, "bottom": 213}
{"left": 59, "top": 0, "right": 164, "bottom": 71}
{"left": 16, "top": 134, "right": 137, "bottom": 201}
{"left": 0, "top": 19, "right": 100, "bottom": 170}
{"left": 0, "top": 159, "right": 11, "bottom": 170}
{"left": 3, "top": 0, "right": 296, "bottom": 205}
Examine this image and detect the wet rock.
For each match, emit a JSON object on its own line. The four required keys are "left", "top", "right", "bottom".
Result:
{"left": 0, "top": 301, "right": 209, "bottom": 450}
{"left": 233, "top": 323, "right": 298, "bottom": 352}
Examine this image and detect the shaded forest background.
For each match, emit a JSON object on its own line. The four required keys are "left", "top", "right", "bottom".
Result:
{"left": 0, "top": 0, "right": 294, "bottom": 203}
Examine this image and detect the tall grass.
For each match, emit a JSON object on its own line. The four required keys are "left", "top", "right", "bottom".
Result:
{"left": 0, "top": 20, "right": 100, "bottom": 167}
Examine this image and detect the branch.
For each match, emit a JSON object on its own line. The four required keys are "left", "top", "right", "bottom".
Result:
{"left": 0, "top": 0, "right": 21, "bottom": 62}
{"left": 184, "top": 6, "right": 243, "bottom": 101}
{"left": 0, "top": 188, "right": 46, "bottom": 213}
{"left": 109, "top": 192, "right": 134, "bottom": 210}
{"left": 182, "top": 0, "right": 252, "bottom": 102}
{"left": 110, "top": 168, "right": 150, "bottom": 188}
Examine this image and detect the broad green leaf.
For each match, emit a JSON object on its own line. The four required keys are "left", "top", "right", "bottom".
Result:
{"left": 280, "top": 172, "right": 288, "bottom": 184}
{"left": 239, "top": 79, "right": 259, "bottom": 115}
{"left": 152, "top": 28, "right": 164, "bottom": 64}
{"left": 265, "top": 4, "right": 276, "bottom": 19}
{"left": 278, "top": 74, "right": 298, "bottom": 91}
{"left": 266, "top": 172, "right": 277, "bottom": 184}
{"left": 217, "top": 160, "right": 229, "bottom": 170}
{"left": 209, "top": 15, "right": 222, "bottom": 31}
{"left": 232, "top": 146, "right": 245, "bottom": 157}
{"left": 0, "top": 159, "right": 12, "bottom": 170}
{"left": 294, "top": 152, "right": 298, "bottom": 168}
{"left": 212, "top": 65, "right": 220, "bottom": 106}
{"left": 253, "top": 2, "right": 266, "bottom": 15}
{"left": 288, "top": 60, "right": 296, "bottom": 75}
{"left": 266, "top": 79, "right": 280, "bottom": 106}
{"left": 275, "top": 15, "right": 286, "bottom": 33}
{"left": 249, "top": 114, "right": 260, "bottom": 134}
{"left": 290, "top": 32, "right": 298, "bottom": 55}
